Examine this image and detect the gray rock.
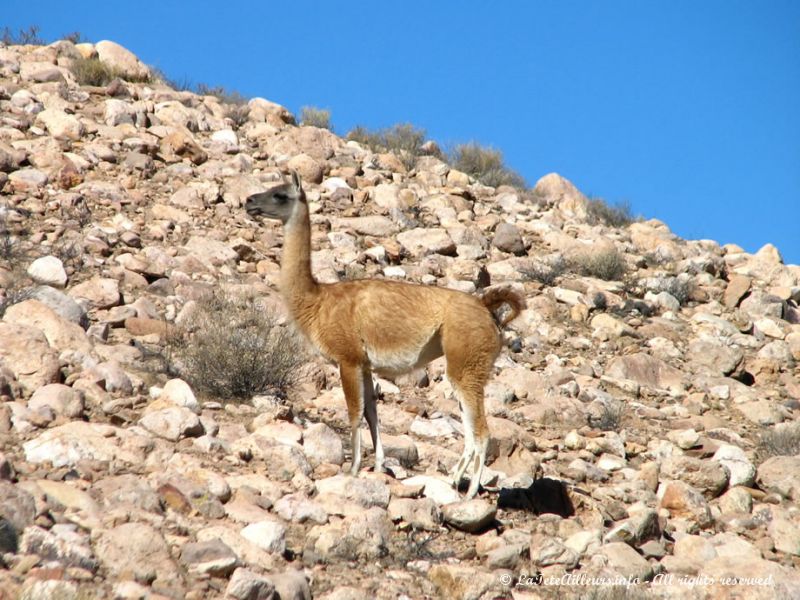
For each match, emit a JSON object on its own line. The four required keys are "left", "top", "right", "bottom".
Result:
{"left": 442, "top": 499, "right": 496, "bottom": 533}
{"left": 28, "top": 384, "right": 84, "bottom": 419}
{"left": 492, "top": 222, "right": 525, "bottom": 255}
{"left": 23, "top": 421, "right": 145, "bottom": 467}
{"left": 717, "top": 486, "right": 753, "bottom": 515}
{"left": 226, "top": 567, "right": 276, "bottom": 600}
{"left": 396, "top": 228, "right": 456, "bottom": 257}
{"left": 20, "top": 524, "right": 97, "bottom": 572}
{"left": 304, "top": 507, "right": 390, "bottom": 562}
{"left": 688, "top": 339, "right": 743, "bottom": 376}
{"left": 388, "top": 497, "right": 442, "bottom": 531}
{"left": 530, "top": 534, "right": 580, "bottom": 569}
{"left": 272, "top": 569, "right": 312, "bottom": 600}
{"left": 139, "top": 406, "right": 203, "bottom": 441}
{"left": 0, "top": 323, "right": 60, "bottom": 396}
{"left": 334, "top": 215, "right": 398, "bottom": 237}
{"left": 273, "top": 492, "right": 328, "bottom": 524}
{"left": 712, "top": 444, "right": 755, "bottom": 488}
{"left": 68, "top": 276, "right": 120, "bottom": 309}
{"left": 303, "top": 422, "right": 344, "bottom": 467}
{"left": 93, "top": 474, "right": 162, "bottom": 513}
{"left": 0, "top": 481, "right": 36, "bottom": 535}
{"left": 604, "top": 352, "right": 685, "bottom": 391}
{"left": 18, "top": 581, "right": 78, "bottom": 600}
{"left": 25, "top": 286, "right": 88, "bottom": 327}
{"left": 596, "top": 541, "right": 654, "bottom": 581}
{"left": 314, "top": 475, "right": 390, "bottom": 509}
{"left": 661, "top": 455, "right": 729, "bottom": 498}
{"left": 756, "top": 455, "right": 800, "bottom": 502}
{"left": 93, "top": 522, "right": 181, "bottom": 587}
{"left": 180, "top": 538, "right": 239, "bottom": 576}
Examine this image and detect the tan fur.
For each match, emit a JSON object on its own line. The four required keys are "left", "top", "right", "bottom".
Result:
{"left": 245, "top": 171, "right": 525, "bottom": 498}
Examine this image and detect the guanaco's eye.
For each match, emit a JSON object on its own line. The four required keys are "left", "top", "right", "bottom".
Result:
{"left": 274, "top": 193, "right": 289, "bottom": 204}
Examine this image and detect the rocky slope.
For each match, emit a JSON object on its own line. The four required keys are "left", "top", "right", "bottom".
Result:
{"left": 1, "top": 39, "right": 800, "bottom": 600}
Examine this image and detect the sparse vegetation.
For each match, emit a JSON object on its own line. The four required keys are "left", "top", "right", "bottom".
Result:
{"left": 167, "top": 290, "right": 305, "bottom": 400}
{"left": 224, "top": 103, "right": 251, "bottom": 128}
{"left": 348, "top": 123, "right": 426, "bottom": 170}
{"left": 757, "top": 422, "right": 800, "bottom": 461}
{"left": 69, "top": 56, "right": 151, "bottom": 86}
{"left": 589, "top": 399, "right": 625, "bottom": 431}
{"left": 586, "top": 197, "right": 636, "bottom": 228}
{"left": 570, "top": 248, "right": 627, "bottom": 281}
{"left": 195, "top": 83, "right": 248, "bottom": 106}
{"left": 62, "top": 31, "right": 86, "bottom": 44}
{"left": 520, "top": 255, "right": 567, "bottom": 286}
{"left": 0, "top": 25, "right": 44, "bottom": 46}
{"left": 648, "top": 276, "right": 694, "bottom": 305}
{"left": 300, "top": 106, "right": 332, "bottom": 130}
{"left": 449, "top": 142, "right": 526, "bottom": 188}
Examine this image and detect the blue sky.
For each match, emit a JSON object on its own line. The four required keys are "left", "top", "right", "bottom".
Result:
{"left": 5, "top": 1, "right": 799, "bottom": 264}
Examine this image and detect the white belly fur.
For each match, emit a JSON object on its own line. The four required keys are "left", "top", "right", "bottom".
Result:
{"left": 366, "top": 331, "right": 443, "bottom": 376}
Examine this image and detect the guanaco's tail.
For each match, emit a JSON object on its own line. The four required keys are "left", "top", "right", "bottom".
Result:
{"left": 481, "top": 286, "right": 526, "bottom": 327}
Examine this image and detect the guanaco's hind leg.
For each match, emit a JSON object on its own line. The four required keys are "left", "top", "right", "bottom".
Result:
{"left": 449, "top": 378, "right": 490, "bottom": 498}
{"left": 442, "top": 308, "right": 499, "bottom": 498}
{"left": 362, "top": 366, "right": 385, "bottom": 473}
{"left": 340, "top": 363, "right": 365, "bottom": 475}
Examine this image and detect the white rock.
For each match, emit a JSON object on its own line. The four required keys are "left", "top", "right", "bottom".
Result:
{"left": 712, "top": 444, "right": 755, "bottom": 488}
{"left": 27, "top": 256, "right": 67, "bottom": 288}
{"left": 240, "top": 520, "right": 286, "bottom": 554}
{"left": 159, "top": 378, "right": 200, "bottom": 412}
{"left": 402, "top": 475, "right": 460, "bottom": 505}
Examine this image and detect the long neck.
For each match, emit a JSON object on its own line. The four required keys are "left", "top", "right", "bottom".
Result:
{"left": 281, "top": 198, "right": 319, "bottom": 310}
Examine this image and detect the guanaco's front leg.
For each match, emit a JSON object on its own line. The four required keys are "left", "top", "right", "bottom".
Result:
{"left": 340, "top": 362, "right": 365, "bottom": 475}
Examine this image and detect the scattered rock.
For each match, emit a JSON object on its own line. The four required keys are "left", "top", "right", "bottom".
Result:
{"left": 441, "top": 499, "right": 496, "bottom": 533}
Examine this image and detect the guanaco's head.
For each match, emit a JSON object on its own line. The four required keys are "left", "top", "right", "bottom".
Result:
{"left": 245, "top": 170, "right": 305, "bottom": 225}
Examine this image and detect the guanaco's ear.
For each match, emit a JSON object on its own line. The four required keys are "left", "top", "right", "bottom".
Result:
{"left": 289, "top": 169, "right": 302, "bottom": 193}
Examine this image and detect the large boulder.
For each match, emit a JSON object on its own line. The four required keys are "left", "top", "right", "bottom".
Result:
{"left": 0, "top": 323, "right": 60, "bottom": 396}
{"left": 94, "top": 40, "right": 151, "bottom": 80}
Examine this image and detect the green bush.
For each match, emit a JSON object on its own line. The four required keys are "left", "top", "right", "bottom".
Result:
{"left": 168, "top": 290, "right": 304, "bottom": 400}
{"left": 300, "top": 106, "right": 332, "bottom": 130}
{"left": 449, "top": 142, "right": 526, "bottom": 188}
{"left": 586, "top": 197, "right": 636, "bottom": 228}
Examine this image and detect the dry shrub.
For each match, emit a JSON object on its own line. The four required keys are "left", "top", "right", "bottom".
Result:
{"left": 300, "top": 106, "right": 332, "bottom": 130}
{"left": 586, "top": 197, "right": 635, "bottom": 228}
{"left": 1, "top": 25, "right": 44, "bottom": 45}
{"left": 347, "top": 123, "right": 426, "bottom": 170}
{"left": 570, "top": 248, "right": 627, "bottom": 281}
{"left": 757, "top": 422, "right": 800, "bottom": 461}
{"left": 449, "top": 142, "right": 526, "bottom": 188}
{"left": 225, "top": 104, "right": 251, "bottom": 128}
{"left": 169, "top": 290, "right": 305, "bottom": 400}
{"left": 520, "top": 255, "right": 567, "bottom": 286}
{"left": 69, "top": 57, "right": 151, "bottom": 86}
{"left": 588, "top": 399, "right": 625, "bottom": 431}
{"left": 195, "top": 83, "right": 248, "bottom": 105}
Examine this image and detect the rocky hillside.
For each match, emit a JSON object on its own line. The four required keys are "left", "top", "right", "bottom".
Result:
{"left": 1, "top": 39, "right": 800, "bottom": 600}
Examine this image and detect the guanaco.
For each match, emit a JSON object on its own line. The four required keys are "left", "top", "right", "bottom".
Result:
{"left": 245, "top": 171, "right": 524, "bottom": 498}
